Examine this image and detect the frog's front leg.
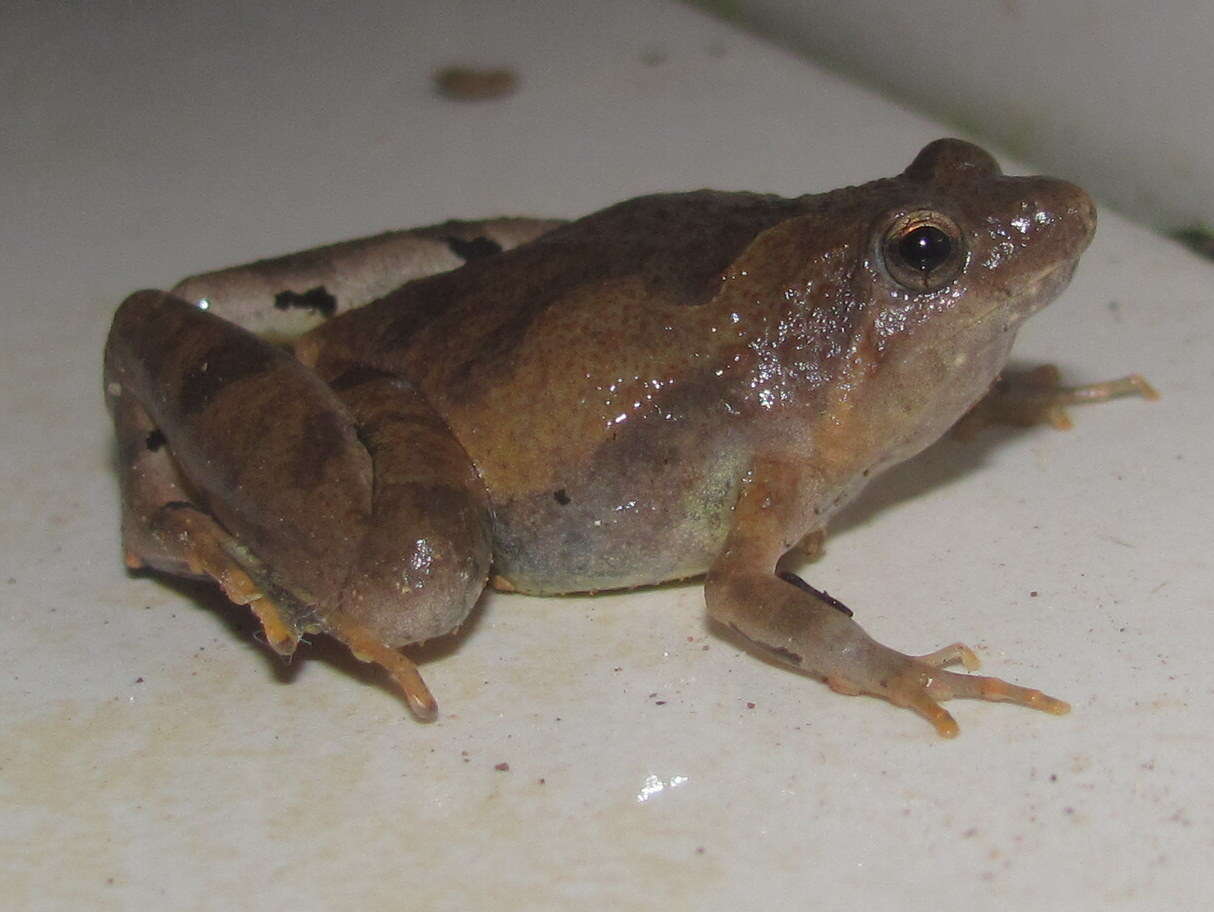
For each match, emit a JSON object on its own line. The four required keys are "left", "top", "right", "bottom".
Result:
{"left": 954, "top": 365, "right": 1158, "bottom": 436}
{"left": 705, "top": 458, "right": 1069, "bottom": 738}
{"left": 104, "top": 291, "right": 490, "bottom": 718}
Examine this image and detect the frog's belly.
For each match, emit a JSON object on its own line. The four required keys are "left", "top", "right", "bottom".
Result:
{"left": 486, "top": 449, "right": 747, "bottom": 595}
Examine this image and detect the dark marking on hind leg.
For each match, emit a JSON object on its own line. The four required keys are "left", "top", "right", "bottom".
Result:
{"left": 274, "top": 286, "right": 337, "bottom": 317}
{"left": 445, "top": 235, "right": 503, "bottom": 261}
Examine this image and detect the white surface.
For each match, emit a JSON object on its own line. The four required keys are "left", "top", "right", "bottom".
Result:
{"left": 739, "top": 0, "right": 1214, "bottom": 228}
{"left": 3, "top": 1, "right": 1210, "bottom": 909}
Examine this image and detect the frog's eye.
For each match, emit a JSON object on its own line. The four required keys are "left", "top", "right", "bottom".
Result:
{"left": 880, "top": 211, "right": 966, "bottom": 292}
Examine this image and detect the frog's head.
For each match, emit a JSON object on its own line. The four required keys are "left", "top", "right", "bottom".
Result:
{"left": 855, "top": 138, "right": 1096, "bottom": 355}
{"left": 741, "top": 139, "right": 1097, "bottom": 462}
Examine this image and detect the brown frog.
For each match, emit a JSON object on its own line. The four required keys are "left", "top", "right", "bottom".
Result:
{"left": 104, "top": 139, "right": 1154, "bottom": 736}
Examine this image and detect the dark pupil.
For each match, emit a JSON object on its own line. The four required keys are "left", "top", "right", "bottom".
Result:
{"left": 898, "top": 225, "right": 952, "bottom": 273}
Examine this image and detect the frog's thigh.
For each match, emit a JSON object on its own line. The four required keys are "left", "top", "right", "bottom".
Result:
{"left": 327, "top": 369, "right": 492, "bottom": 647}
{"left": 104, "top": 290, "right": 377, "bottom": 637}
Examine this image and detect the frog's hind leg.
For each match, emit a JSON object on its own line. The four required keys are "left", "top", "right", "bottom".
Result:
{"left": 325, "top": 367, "right": 494, "bottom": 699}
{"left": 105, "top": 380, "right": 305, "bottom": 653}
{"left": 105, "top": 291, "right": 488, "bottom": 718}
{"left": 105, "top": 295, "right": 353, "bottom": 655}
{"left": 169, "top": 217, "right": 566, "bottom": 339}
{"left": 314, "top": 369, "right": 494, "bottom": 719}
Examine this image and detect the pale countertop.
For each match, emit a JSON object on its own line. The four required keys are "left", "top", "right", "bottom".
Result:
{"left": 3, "top": 1, "right": 1211, "bottom": 909}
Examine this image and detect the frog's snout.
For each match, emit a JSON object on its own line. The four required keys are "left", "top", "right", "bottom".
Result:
{"left": 1064, "top": 180, "right": 1098, "bottom": 244}
{"left": 1048, "top": 179, "right": 1097, "bottom": 252}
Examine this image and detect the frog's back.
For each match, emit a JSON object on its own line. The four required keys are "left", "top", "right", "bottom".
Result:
{"left": 307, "top": 189, "right": 810, "bottom": 476}
{"left": 310, "top": 189, "right": 806, "bottom": 378}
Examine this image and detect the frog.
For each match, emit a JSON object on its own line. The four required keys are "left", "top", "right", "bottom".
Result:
{"left": 103, "top": 139, "right": 1155, "bottom": 737}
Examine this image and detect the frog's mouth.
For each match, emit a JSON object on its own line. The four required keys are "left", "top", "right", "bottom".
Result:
{"left": 964, "top": 254, "right": 1084, "bottom": 336}
{"left": 894, "top": 255, "right": 1080, "bottom": 375}
{"left": 1019, "top": 256, "right": 1082, "bottom": 318}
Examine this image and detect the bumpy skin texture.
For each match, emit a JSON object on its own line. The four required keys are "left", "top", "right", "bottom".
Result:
{"left": 106, "top": 140, "right": 1121, "bottom": 735}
